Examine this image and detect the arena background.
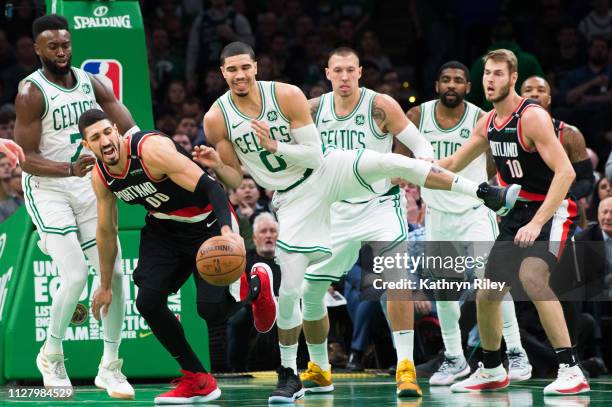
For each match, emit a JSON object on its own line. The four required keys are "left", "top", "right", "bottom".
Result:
{"left": 0, "top": 0, "right": 610, "bottom": 405}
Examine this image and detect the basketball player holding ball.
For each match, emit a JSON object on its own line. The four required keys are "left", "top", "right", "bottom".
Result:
{"left": 79, "top": 109, "right": 277, "bottom": 404}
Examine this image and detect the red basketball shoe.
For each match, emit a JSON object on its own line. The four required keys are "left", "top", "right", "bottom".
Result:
{"left": 154, "top": 370, "right": 221, "bottom": 404}
{"left": 250, "top": 263, "right": 278, "bottom": 333}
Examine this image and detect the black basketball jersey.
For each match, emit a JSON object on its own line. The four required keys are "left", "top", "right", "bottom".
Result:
{"left": 95, "top": 131, "right": 224, "bottom": 231}
{"left": 487, "top": 98, "right": 554, "bottom": 201}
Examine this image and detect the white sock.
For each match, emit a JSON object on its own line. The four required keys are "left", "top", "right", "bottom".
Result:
{"left": 307, "top": 340, "right": 330, "bottom": 371}
{"left": 436, "top": 301, "right": 463, "bottom": 357}
{"left": 392, "top": 330, "right": 414, "bottom": 363}
{"left": 501, "top": 299, "right": 523, "bottom": 351}
{"left": 280, "top": 343, "right": 298, "bottom": 375}
{"left": 450, "top": 175, "right": 479, "bottom": 199}
{"left": 45, "top": 334, "right": 63, "bottom": 355}
{"left": 102, "top": 339, "right": 120, "bottom": 366}
{"left": 483, "top": 364, "right": 505, "bottom": 374}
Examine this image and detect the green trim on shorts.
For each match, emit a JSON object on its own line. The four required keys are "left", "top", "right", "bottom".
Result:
{"left": 80, "top": 238, "right": 97, "bottom": 250}
{"left": 271, "top": 82, "right": 291, "bottom": 123}
{"left": 487, "top": 208, "right": 499, "bottom": 236}
{"left": 23, "top": 175, "right": 78, "bottom": 235}
{"left": 276, "top": 239, "right": 331, "bottom": 254}
{"left": 304, "top": 274, "right": 342, "bottom": 282}
{"left": 352, "top": 149, "right": 375, "bottom": 194}
{"left": 377, "top": 194, "right": 408, "bottom": 255}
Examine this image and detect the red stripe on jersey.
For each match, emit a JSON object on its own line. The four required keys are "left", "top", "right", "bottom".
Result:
{"left": 103, "top": 135, "right": 132, "bottom": 179}
{"left": 166, "top": 204, "right": 212, "bottom": 218}
{"left": 94, "top": 162, "right": 109, "bottom": 188}
{"left": 492, "top": 98, "right": 527, "bottom": 130}
{"left": 497, "top": 174, "right": 547, "bottom": 201}
{"left": 557, "top": 199, "right": 578, "bottom": 259}
{"left": 137, "top": 133, "right": 169, "bottom": 183}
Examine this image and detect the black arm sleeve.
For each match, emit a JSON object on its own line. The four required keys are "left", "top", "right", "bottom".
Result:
{"left": 194, "top": 173, "right": 233, "bottom": 228}
{"left": 569, "top": 159, "right": 595, "bottom": 200}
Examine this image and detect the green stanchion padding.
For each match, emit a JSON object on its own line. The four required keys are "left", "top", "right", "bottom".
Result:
{"left": 3, "top": 229, "right": 210, "bottom": 381}
{"left": 117, "top": 200, "right": 146, "bottom": 230}
{"left": 0, "top": 206, "right": 34, "bottom": 384}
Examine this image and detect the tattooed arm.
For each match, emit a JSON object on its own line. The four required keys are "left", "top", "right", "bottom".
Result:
{"left": 308, "top": 96, "right": 322, "bottom": 123}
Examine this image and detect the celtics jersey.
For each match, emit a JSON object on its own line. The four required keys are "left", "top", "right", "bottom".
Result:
{"left": 419, "top": 100, "right": 486, "bottom": 213}
{"left": 22, "top": 68, "right": 98, "bottom": 167}
{"left": 216, "top": 81, "right": 310, "bottom": 191}
{"left": 315, "top": 88, "right": 393, "bottom": 202}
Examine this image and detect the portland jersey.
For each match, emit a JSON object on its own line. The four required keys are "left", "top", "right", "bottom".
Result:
{"left": 95, "top": 131, "right": 224, "bottom": 234}
{"left": 22, "top": 67, "right": 98, "bottom": 166}
{"left": 216, "top": 81, "right": 310, "bottom": 191}
{"left": 487, "top": 98, "right": 554, "bottom": 201}
{"left": 315, "top": 87, "right": 394, "bottom": 202}
{"left": 419, "top": 100, "right": 485, "bottom": 213}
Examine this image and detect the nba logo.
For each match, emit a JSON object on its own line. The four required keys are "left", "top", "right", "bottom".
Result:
{"left": 81, "top": 59, "right": 123, "bottom": 101}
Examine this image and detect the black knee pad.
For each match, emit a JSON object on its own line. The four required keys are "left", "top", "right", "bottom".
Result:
{"left": 197, "top": 293, "right": 242, "bottom": 327}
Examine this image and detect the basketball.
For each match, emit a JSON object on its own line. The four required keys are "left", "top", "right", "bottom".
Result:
{"left": 196, "top": 236, "right": 246, "bottom": 286}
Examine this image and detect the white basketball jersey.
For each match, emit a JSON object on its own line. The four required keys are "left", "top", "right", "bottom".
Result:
{"left": 419, "top": 100, "right": 486, "bottom": 213}
{"left": 216, "top": 81, "right": 311, "bottom": 191}
{"left": 22, "top": 68, "right": 98, "bottom": 166}
{"left": 315, "top": 88, "right": 393, "bottom": 202}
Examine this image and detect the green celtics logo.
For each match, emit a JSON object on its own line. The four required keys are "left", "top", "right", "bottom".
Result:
{"left": 355, "top": 114, "right": 365, "bottom": 126}
{"left": 82, "top": 83, "right": 91, "bottom": 95}
{"left": 267, "top": 110, "right": 278, "bottom": 121}
{"left": 460, "top": 128, "right": 470, "bottom": 139}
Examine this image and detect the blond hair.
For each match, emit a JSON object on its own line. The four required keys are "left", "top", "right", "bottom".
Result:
{"left": 483, "top": 49, "right": 518, "bottom": 74}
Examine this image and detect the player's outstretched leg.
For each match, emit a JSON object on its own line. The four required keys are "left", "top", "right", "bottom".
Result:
{"left": 246, "top": 263, "right": 278, "bottom": 333}
{"left": 355, "top": 150, "right": 521, "bottom": 215}
{"left": 301, "top": 279, "right": 334, "bottom": 393}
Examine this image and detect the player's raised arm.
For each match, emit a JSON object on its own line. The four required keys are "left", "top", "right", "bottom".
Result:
{"left": 520, "top": 107, "right": 575, "bottom": 228}
{"left": 200, "top": 103, "right": 244, "bottom": 189}
{"left": 438, "top": 113, "right": 490, "bottom": 172}
{"left": 251, "top": 83, "right": 323, "bottom": 169}
{"left": 90, "top": 167, "right": 118, "bottom": 319}
{"left": 374, "top": 93, "right": 433, "bottom": 158}
{"left": 141, "top": 136, "right": 241, "bottom": 245}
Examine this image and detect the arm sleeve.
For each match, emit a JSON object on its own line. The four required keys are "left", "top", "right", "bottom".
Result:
{"left": 194, "top": 173, "right": 233, "bottom": 228}
{"left": 395, "top": 121, "right": 434, "bottom": 158}
{"left": 275, "top": 123, "right": 324, "bottom": 169}
{"left": 570, "top": 158, "right": 595, "bottom": 199}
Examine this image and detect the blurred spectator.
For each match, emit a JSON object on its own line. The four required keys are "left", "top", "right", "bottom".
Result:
{"left": 335, "top": 0, "right": 373, "bottom": 33}
{"left": 255, "top": 54, "right": 274, "bottom": 81}
{"left": 234, "top": 175, "right": 266, "bottom": 223}
{"left": 154, "top": 107, "right": 178, "bottom": 135}
{"left": 175, "top": 115, "right": 198, "bottom": 142}
{"left": 4, "top": 166, "right": 23, "bottom": 201}
{"left": 308, "top": 82, "right": 328, "bottom": 99}
{"left": 381, "top": 69, "right": 402, "bottom": 100}
{"left": 255, "top": 12, "right": 279, "bottom": 52}
{"left": 588, "top": 147, "right": 602, "bottom": 180}
{"left": 163, "top": 79, "right": 187, "bottom": 114}
{"left": 277, "top": 0, "right": 304, "bottom": 38}
{"left": 558, "top": 36, "right": 612, "bottom": 154}
{"left": 359, "top": 30, "right": 392, "bottom": 72}
{"left": 269, "top": 33, "right": 291, "bottom": 80}
{"left": 2, "top": 0, "right": 36, "bottom": 44}
{"left": 0, "top": 30, "right": 15, "bottom": 74}
{"left": 0, "top": 153, "right": 21, "bottom": 222}
{"left": 172, "top": 133, "right": 193, "bottom": 153}
{"left": 588, "top": 177, "right": 612, "bottom": 221}
{"left": 181, "top": 97, "right": 203, "bottom": 121}
{"left": 200, "top": 68, "right": 227, "bottom": 111}
{"left": 548, "top": 25, "right": 586, "bottom": 88}
{"left": 1, "top": 36, "right": 37, "bottom": 105}
{"left": 578, "top": 0, "right": 612, "bottom": 42}
{"left": 292, "top": 14, "right": 314, "bottom": 48}
{"left": 361, "top": 61, "right": 382, "bottom": 91}
{"left": 0, "top": 110, "right": 15, "bottom": 139}
{"left": 185, "top": 0, "right": 254, "bottom": 89}
{"left": 290, "top": 32, "right": 327, "bottom": 86}
{"left": 149, "top": 27, "right": 185, "bottom": 97}
{"left": 226, "top": 212, "right": 281, "bottom": 372}
{"left": 335, "top": 17, "right": 356, "bottom": 48}
{"left": 467, "top": 17, "right": 544, "bottom": 110}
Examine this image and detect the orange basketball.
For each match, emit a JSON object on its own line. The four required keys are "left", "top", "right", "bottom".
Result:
{"left": 196, "top": 236, "right": 246, "bottom": 286}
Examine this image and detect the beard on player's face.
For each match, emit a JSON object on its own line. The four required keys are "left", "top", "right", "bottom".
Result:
{"left": 99, "top": 137, "right": 121, "bottom": 166}
{"left": 439, "top": 89, "right": 465, "bottom": 108}
{"left": 490, "top": 82, "right": 511, "bottom": 103}
{"left": 41, "top": 55, "right": 72, "bottom": 76}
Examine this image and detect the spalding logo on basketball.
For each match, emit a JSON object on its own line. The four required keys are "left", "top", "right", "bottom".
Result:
{"left": 196, "top": 236, "right": 246, "bottom": 286}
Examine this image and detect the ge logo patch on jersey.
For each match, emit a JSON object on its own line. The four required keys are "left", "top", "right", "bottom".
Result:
{"left": 355, "top": 114, "right": 365, "bottom": 126}
{"left": 267, "top": 110, "right": 278, "bottom": 121}
{"left": 81, "top": 59, "right": 123, "bottom": 101}
{"left": 460, "top": 128, "right": 471, "bottom": 139}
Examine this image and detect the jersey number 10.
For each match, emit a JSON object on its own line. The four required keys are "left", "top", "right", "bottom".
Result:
{"left": 505, "top": 159, "right": 524, "bottom": 178}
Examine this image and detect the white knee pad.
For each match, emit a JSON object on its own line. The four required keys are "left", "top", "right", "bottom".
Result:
{"left": 302, "top": 279, "right": 329, "bottom": 322}
{"left": 277, "top": 287, "right": 302, "bottom": 329}
{"left": 275, "top": 250, "right": 309, "bottom": 330}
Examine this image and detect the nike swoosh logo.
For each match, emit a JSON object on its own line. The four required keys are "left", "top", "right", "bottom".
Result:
{"left": 322, "top": 118, "right": 332, "bottom": 123}
{"left": 50, "top": 94, "right": 59, "bottom": 101}
{"left": 231, "top": 121, "right": 243, "bottom": 129}
{"left": 206, "top": 219, "right": 217, "bottom": 228}
{"left": 139, "top": 331, "right": 153, "bottom": 338}
{"left": 488, "top": 127, "right": 495, "bottom": 132}
{"left": 423, "top": 129, "right": 434, "bottom": 133}
{"left": 107, "top": 179, "right": 115, "bottom": 186}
